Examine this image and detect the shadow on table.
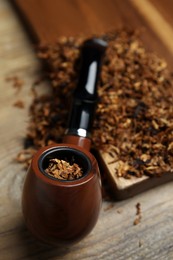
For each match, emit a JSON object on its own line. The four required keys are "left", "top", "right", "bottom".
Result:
{"left": 17, "top": 219, "right": 72, "bottom": 259}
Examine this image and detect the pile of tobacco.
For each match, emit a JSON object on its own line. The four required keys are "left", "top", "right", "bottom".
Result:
{"left": 17, "top": 29, "right": 173, "bottom": 179}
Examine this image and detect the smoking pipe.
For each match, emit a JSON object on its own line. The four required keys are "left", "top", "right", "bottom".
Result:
{"left": 22, "top": 38, "right": 107, "bottom": 245}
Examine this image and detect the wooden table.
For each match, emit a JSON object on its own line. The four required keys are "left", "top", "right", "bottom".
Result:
{"left": 0, "top": 0, "right": 173, "bottom": 259}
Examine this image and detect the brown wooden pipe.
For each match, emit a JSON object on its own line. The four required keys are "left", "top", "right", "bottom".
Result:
{"left": 22, "top": 138, "right": 101, "bottom": 245}
{"left": 22, "top": 38, "right": 106, "bottom": 245}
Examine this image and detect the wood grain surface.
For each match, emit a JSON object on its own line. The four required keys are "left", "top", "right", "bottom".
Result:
{"left": 1, "top": 0, "right": 173, "bottom": 259}
{"left": 13, "top": 0, "right": 173, "bottom": 67}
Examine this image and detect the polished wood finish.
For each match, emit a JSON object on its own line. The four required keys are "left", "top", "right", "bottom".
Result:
{"left": 1, "top": 0, "right": 173, "bottom": 258}
{"left": 63, "top": 135, "right": 91, "bottom": 151}
{"left": 22, "top": 144, "right": 101, "bottom": 245}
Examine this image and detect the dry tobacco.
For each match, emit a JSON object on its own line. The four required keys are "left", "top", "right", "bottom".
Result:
{"left": 18, "top": 29, "right": 173, "bottom": 179}
{"left": 45, "top": 158, "right": 83, "bottom": 180}
{"left": 13, "top": 100, "right": 25, "bottom": 109}
{"left": 133, "top": 202, "right": 142, "bottom": 225}
{"left": 103, "top": 203, "right": 114, "bottom": 211}
{"left": 6, "top": 75, "right": 24, "bottom": 93}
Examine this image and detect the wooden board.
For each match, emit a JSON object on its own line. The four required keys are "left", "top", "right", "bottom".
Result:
{"left": 13, "top": 0, "right": 173, "bottom": 67}
{"left": 1, "top": 0, "right": 173, "bottom": 258}
{"left": 97, "top": 152, "right": 173, "bottom": 200}
{"left": 12, "top": 0, "right": 173, "bottom": 200}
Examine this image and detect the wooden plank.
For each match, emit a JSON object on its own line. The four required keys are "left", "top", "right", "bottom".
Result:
{"left": 13, "top": 0, "right": 173, "bottom": 67}
{"left": 131, "top": 0, "right": 173, "bottom": 57}
{"left": 97, "top": 152, "right": 173, "bottom": 200}
{"left": 12, "top": 0, "right": 173, "bottom": 199}
{"left": 1, "top": 0, "right": 173, "bottom": 259}
{"left": 150, "top": 0, "right": 173, "bottom": 28}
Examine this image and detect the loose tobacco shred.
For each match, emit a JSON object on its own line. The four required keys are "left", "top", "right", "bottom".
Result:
{"left": 13, "top": 100, "right": 25, "bottom": 109}
{"left": 45, "top": 158, "right": 83, "bottom": 180}
{"left": 133, "top": 202, "right": 142, "bottom": 225}
{"left": 6, "top": 75, "right": 24, "bottom": 93}
{"left": 18, "top": 29, "right": 173, "bottom": 179}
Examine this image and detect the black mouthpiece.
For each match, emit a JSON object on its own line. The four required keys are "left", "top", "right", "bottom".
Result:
{"left": 66, "top": 38, "right": 107, "bottom": 137}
